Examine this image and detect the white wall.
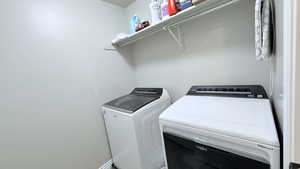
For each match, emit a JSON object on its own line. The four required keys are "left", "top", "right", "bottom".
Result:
{"left": 126, "top": 0, "right": 270, "bottom": 101}
{"left": 293, "top": 0, "right": 300, "bottom": 162}
{"left": 126, "top": 0, "right": 151, "bottom": 26}
{"left": 271, "top": 0, "right": 284, "bottom": 129}
{"left": 0, "top": 0, "right": 284, "bottom": 168}
{"left": 0, "top": 0, "right": 135, "bottom": 169}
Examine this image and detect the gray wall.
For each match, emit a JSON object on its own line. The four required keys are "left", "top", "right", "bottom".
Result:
{"left": 0, "top": 0, "right": 135, "bottom": 169}
{"left": 126, "top": 0, "right": 271, "bottom": 101}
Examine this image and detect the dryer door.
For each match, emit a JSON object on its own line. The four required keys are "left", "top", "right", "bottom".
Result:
{"left": 163, "top": 133, "right": 270, "bottom": 169}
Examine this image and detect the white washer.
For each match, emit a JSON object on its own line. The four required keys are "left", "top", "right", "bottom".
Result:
{"left": 103, "top": 88, "right": 171, "bottom": 169}
{"left": 159, "top": 85, "right": 280, "bottom": 169}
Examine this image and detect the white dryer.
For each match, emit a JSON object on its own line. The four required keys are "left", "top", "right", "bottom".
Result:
{"left": 159, "top": 85, "right": 280, "bottom": 169}
{"left": 103, "top": 88, "right": 171, "bottom": 169}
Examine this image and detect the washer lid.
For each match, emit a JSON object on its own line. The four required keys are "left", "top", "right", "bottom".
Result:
{"left": 104, "top": 88, "right": 162, "bottom": 114}
{"left": 159, "top": 96, "right": 280, "bottom": 147}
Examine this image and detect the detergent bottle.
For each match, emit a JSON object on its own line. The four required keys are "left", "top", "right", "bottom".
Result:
{"left": 168, "top": 0, "right": 179, "bottom": 16}
{"left": 149, "top": 0, "right": 162, "bottom": 24}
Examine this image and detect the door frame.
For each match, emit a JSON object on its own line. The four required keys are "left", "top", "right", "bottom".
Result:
{"left": 283, "top": 0, "right": 298, "bottom": 168}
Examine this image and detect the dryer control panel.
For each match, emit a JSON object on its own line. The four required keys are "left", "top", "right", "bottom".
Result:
{"left": 187, "top": 85, "right": 268, "bottom": 99}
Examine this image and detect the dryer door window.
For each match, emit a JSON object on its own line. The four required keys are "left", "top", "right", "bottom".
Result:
{"left": 163, "top": 133, "right": 270, "bottom": 169}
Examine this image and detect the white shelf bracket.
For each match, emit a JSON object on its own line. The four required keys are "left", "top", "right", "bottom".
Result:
{"left": 165, "top": 26, "right": 183, "bottom": 48}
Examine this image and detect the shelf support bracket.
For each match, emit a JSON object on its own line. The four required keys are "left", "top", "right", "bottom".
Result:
{"left": 164, "top": 25, "right": 183, "bottom": 48}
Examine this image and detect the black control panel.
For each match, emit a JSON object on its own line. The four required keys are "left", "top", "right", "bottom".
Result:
{"left": 131, "top": 88, "right": 163, "bottom": 96}
{"left": 104, "top": 88, "right": 163, "bottom": 114}
{"left": 187, "top": 85, "right": 268, "bottom": 99}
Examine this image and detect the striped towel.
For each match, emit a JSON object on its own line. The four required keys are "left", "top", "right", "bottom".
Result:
{"left": 255, "top": 0, "right": 274, "bottom": 61}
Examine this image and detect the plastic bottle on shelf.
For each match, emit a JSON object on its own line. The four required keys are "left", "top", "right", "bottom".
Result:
{"left": 149, "top": 0, "right": 162, "bottom": 24}
{"left": 168, "top": 0, "right": 179, "bottom": 16}
{"left": 129, "top": 15, "right": 141, "bottom": 33}
{"left": 179, "top": 0, "right": 193, "bottom": 10}
{"left": 161, "top": 0, "right": 169, "bottom": 20}
{"left": 176, "top": 0, "right": 181, "bottom": 11}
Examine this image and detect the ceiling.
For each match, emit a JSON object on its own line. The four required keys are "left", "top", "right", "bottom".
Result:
{"left": 102, "top": 0, "right": 136, "bottom": 7}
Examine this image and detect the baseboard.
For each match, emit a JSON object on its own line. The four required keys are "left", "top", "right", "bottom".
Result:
{"left": 99, "top": 159, "right": 113, "bottom": 169}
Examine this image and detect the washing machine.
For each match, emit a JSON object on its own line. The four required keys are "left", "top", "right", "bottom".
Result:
{"left": 159, "top": 85, "right": 280, "bottom": 169}
{"left": 103, "top": 88, "right": 171, "bottom": 169}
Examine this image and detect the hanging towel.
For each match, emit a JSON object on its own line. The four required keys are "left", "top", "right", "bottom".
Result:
{"left": 255, "top": 0, "right": 274, "bottom": 61}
